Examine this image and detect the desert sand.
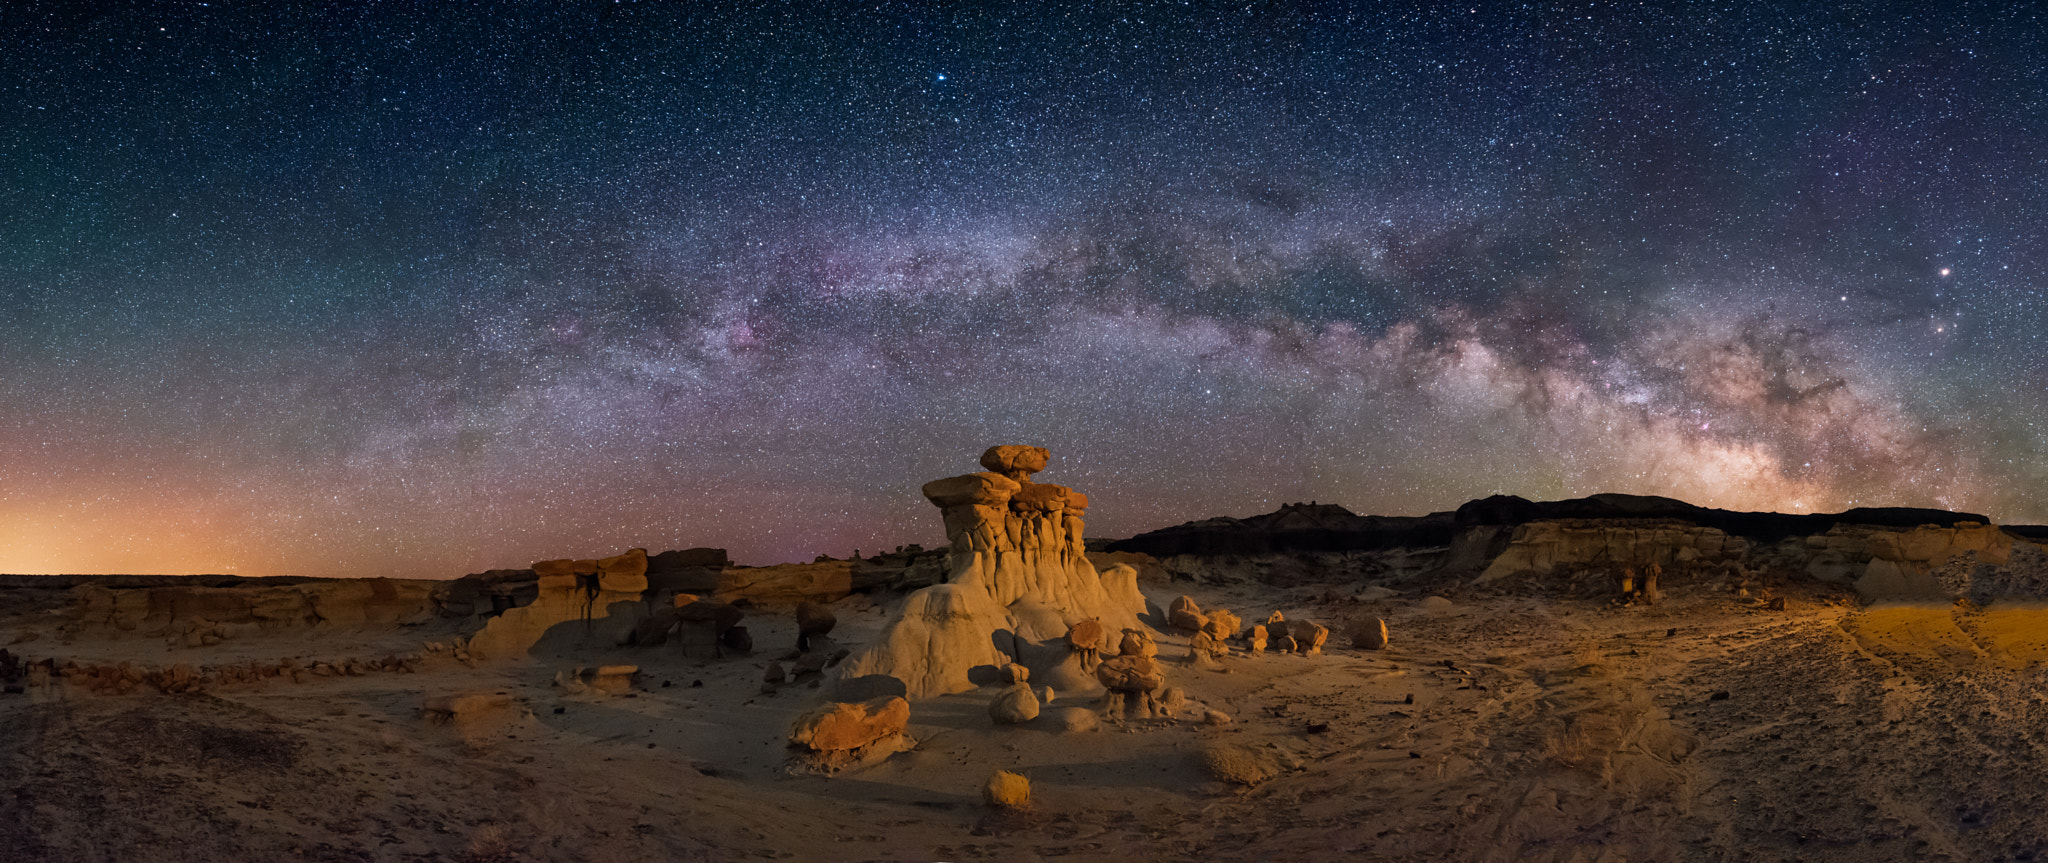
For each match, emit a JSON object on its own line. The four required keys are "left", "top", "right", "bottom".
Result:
{"left": 4, "top": 449, "right": 2047, "bottom": 862}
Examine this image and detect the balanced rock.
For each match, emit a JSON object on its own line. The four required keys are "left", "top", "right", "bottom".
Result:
{"left": 979, "top": 445, "right": 1049, "bottom": 480}
{"left": 1066, "top": 618, "right": 1108, "bottom": 653}
{"left": 836, "top": 447, "right": 1145, "bottom": 698}
{"left": 983, "top": 770, "right": 1031, "bottom": 809}
{"left": 1350, "top": 616, "right": 1390, "bottom": 650}
{"left": 989, "top": 682, "right": 1041, "bottom": 724}
{"left": 1168, "top": 596, "right": 1208, "bottom": 633}
{"left": 788, "top": 696, "right": 910, "bottom": 752}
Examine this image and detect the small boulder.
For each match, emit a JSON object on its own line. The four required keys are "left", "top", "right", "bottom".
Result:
{"left": 1349, "top": 616, "right": 1389, "bottom": 650}
{"left": 1287, "top": 620, "right": 1328, "bottom": 655}
{"left": 1202, "top": 609, "right": 1242, "bottom": 642}
{"left": 1095, "top": 654, "right": 1165, "bottom": 693}
{"left": 788, "top": 696, "right": 910, "bottom": 752}
{"left": 999, "top": 662, "right": 1030, "bottom": 684}
{"left": 1117, "top": 629, "right": 1158, "bottom": 658}
{"left": 1168, "top": 596, "right": 1209, "bottom": 633}
{"left": 795, "top": 601, "right": 837, "bottom": 651}
{"left": 1243, "top": 624, "right": 1269, "bottom": 653}
{"left": 989, "top": 682, "right": 1041, "bottom": 724}
{"left": 983, "top": 770, "right": 1031, "bottom": 809}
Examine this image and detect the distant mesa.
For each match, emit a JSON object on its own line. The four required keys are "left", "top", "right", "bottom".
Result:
{"left": 1108, "top": 492, "right": 2047, "bottom": 603}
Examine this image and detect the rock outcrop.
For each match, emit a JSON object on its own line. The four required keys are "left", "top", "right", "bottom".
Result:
{"left": 465, "top": 549, "right": 652, "bottom": 659}
{"left": 1107, "top": 492, "right": 2048, "bottom": 602}
{"left": 836, "top": 447, "right": 1147, "bottom": 698}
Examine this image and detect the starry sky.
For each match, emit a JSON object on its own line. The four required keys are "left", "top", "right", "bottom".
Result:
{"left": 4, "top": 1, "right": 2046, "bottom": 578}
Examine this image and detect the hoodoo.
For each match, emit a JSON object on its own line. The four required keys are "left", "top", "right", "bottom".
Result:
{"left": 836, "top": 446, "right": 1147, "bottom": 697}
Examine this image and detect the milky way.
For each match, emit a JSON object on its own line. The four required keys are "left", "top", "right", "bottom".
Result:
{"left": 4, "top": 3, "right": 2046, "bottom": 577}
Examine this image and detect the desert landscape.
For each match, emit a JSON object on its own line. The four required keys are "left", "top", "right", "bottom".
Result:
{"left": 4, "top": 445, "right": 2047, "bottom": 862}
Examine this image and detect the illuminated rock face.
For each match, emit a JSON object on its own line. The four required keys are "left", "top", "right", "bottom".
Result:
{"left": 838, "top": 447, "right": 1147, "bottom": 698}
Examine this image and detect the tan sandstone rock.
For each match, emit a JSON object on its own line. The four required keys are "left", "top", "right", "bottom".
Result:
{"left": 1167, "top": 595, "right": 1208, "bottom": 633}
{"left": 989, "top": 682, "right": 1041, "bottom": 724}
{"left": 983, "top": 770, "right": 1032, "bottom": 809}
{"left": 788, "top": 696, "right": 910, "bottom": 752}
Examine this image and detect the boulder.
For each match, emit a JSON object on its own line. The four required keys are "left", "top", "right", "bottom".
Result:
{"left": 1095, "top": 654, "right": 1165, "bottom": 693}
{"left": 1287, "top": 619, "right": 1329, "bottom": 655}
{"left": 979, "top": 445, "right": 1049, "bottom": 480}
{"left": 1349, "top": 616, "right": 1389, "bottom": 650}
{"left": 1243, "top": 624, "right": 1269, "bottom": 653}
{"left": 795, "top": 601, "right": 837, "bottom": 651}
{"left": 999, "top": 662, "right": 1030, "bottom": 684}
{"left": 788, "top": 696, "right": 910, "bottom": 752}
{"left": 1117, "top": 629, "right": 1158, "bottom": 658}
{"left": 1201, "top": 609, "right": 1241, "bottom": 642}
{"left": 989, "top": 682, "right": 1041, "bottom": 724}
{"left": 983, "top": 770, "right": 1031, "bottom": 809}
{"left": 1167, "top": 596, "right": 1209, "bottom": 633}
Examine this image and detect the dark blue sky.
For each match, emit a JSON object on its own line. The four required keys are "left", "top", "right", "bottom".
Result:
{"left": 4, "top": 1, "right": 2044, "bottom": 576}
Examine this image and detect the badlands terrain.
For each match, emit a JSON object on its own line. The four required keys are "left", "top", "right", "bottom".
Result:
{"left": 3, "top": 447, "right": 2048, "bottom": 862}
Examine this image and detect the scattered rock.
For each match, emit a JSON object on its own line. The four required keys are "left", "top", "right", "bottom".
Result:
{"left": 1201, "top": 609, "right": 1242, "bottom": 643}
{"left": 1287, "top": 620, "right": 1329, "bottom": 655}
{"left": 1095, "top": 654, "right": 1165, "bottom": 693}
{"left": 763, "top": 662, "right": 787, "bottom": 686}
{"left": 999, "top": 662, "right": 1030, "bottom": 684}
{"left": 983, "top": 770, "right": 1031, "bottom": 809}
{"left": 788, "top": 696, "right": 911, "bottom": 752}
{"left": 989, "top": 682, "right": 1041, "bottom": 724}
{"left": 1243, "top": 624, "right": 1269, "bottom": 653}
{"left": 1202, "top": 708, "right": 1232, "bottom": 725}
{"left": 1168, "top": 596, "right": 1209, "bottom": 633}
{"left": 795, "top": 601, "right": 837, "bottom": 651}
{"left": 1349, "top": 616, "right": 1389, "bottom": 650}
{"left": 1418, "top": 596, "right": 1454, "bottom": 613}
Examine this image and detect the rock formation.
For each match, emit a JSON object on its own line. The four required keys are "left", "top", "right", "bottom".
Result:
{"left": 466, "top": 549, "right": 651, "bottom": 659}
{"left": 836, "top": 447, "right": 1147, "bottom": 698}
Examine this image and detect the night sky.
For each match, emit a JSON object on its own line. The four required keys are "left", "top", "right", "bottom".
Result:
{"left": 5, "top": 2, "right": 2046, "bottom": 578}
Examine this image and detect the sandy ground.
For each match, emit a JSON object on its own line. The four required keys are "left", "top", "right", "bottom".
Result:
{"left": 4, "top": 578, "right": 2048, "bottom": 862}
